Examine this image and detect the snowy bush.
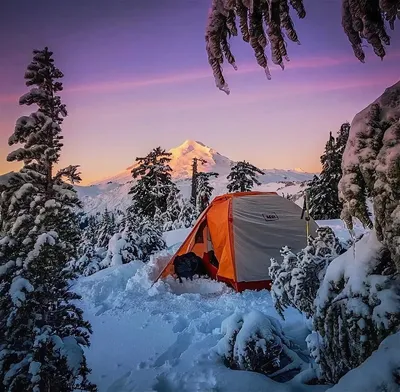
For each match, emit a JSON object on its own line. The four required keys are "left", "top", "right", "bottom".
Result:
{"left": 101, "top": 231, "right": 141, "bottom": 268}
{"left": 313, "top": 231, "right": 400, "bottom": 383}
{"left": 216, "top": 310, "right": 308, "bottom": 380}
{"left": 269, "top": 227, "right": 349, "bottom": 318}
{"left": 101, "top": 213, "right": 165, "bottom": 269}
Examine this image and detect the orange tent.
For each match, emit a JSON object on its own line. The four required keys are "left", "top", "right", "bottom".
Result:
{"left": 156, "top": 191, "right": 318, "bottom": 292}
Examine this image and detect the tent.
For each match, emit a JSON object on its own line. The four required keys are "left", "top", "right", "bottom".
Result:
{"left": 156, "top": 192, "right": 318, "bottom": 292}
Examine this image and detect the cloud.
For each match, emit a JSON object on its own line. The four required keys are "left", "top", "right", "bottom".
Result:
{"left": 1, "top": 51, "right": 399, "bottom": 103}
{"left": 64, "top": 51, "right": 400, "bottom": 95}
{"left": 110, "top": 72, "right": 399, "bottom": 112}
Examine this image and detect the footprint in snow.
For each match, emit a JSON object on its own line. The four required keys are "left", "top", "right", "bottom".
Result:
{"left": 153, "top": 332, "right": 192, "bottom": 368}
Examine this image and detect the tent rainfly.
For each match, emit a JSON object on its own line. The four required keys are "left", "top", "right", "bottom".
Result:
{"left": 156, "top": 192, "right": 318, "bottom": 292}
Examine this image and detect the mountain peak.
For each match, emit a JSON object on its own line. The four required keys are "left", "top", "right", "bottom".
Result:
{"left": 168, "top": 140, "right": 230, "bottom": 179}
{"left": 172, "top": 140, "right": 211, "bottom": 155}
{"left": 90, "top": 140, "right": 316, "bottom": 186}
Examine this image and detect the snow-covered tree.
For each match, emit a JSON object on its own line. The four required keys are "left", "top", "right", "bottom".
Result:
{"left": 339, "top": 81, "right": 400, "bottom": 270}
{"left": 72, "top": 215, "right": 104, "bottom": 276}
{"left": 0, "top": 48, "right": 95, "bottom": 391}
{"left": 136, "top": 216, "right": 166, "bottom": 263}
{"left": 129, "top": 147, "right": 180, "bottom": 221}
{"left": 269, "top": 227, "right": 349, "bottom": 319}
{"left": 77, "top": 215, "right": 98, "bottom": 257}
{"left": 205, "top": 0, "right": 399, "bottom": 94}
{"left": 101, "top": 209, "right": 165, "bottom": 267}
{"left": 196, "top": 172, "right": 219, "bottom": 215}
{"left": 313, "top": 232, "right": 400, "bottom": 383}
{"left": 96, "top": 208, "right": 116, "bottom": 251}
{"left": 313, "top": 82, "right": 400, "bottom": 383}
{"left": 177, "top": 198, "right": 197, "bottom": 228}
{"left": 227, "top": 160, "right": 264, "bottom": 193}
{"left": 308, "top": 123, "right": 350, "bottom": 220}
{"left": 190, "top": 157, "right": 207, "bottom": 207}
{"left": 101, "top": 210, "right": 141, "bottom": 267}
{"left": 160, "top": 187, "right": 181, "bottom": 231}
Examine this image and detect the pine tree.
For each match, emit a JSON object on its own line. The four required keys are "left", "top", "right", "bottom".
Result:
{"left": 0, "top": 48, "right": 95, "bottom": 391}
{"left": 190, "top": 157, "right": 207, "bottom": 207}
{"left": 205, "top": 1, "right": 398, "bottom": 94}
{"left": 227, "top": 160, "right": 264, "bottom": 193}
{"left": 74, "top": 215, "right": 103, "bottom": 276}
{"left": 96, "top": 209, "right": 116, "bottom": 251}
{"left": 308, "top": 123, "right": 350, "bottom": 220}
{"left": 177, "top": 198, "right": 196, "bottom": 228}
{"left": 136, "top": 216, "right": 166, "bottom": 263}
{"left": 77, "top": 215, "right": 98, "bottom": 258}
{"left": 101, "top": 210, "right": 165, "bottom": 266}
{"left": 315, "top": 83, "right": 400, "bottom": 383}
{"left": 160, "top": 186, "right": 181, "bottom": 231}
{"left": 196, "top": 172, "right": 219, "bottom": 216}
{"left": 129, "top": 147, "right": 180, "bottom": 220}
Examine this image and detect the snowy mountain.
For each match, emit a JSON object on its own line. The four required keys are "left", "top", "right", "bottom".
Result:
{"left": 77, "top": 140, "right": 315, "bottom": 214}
{"left": 92, "top": 140, "right": 313, "bottom": 185}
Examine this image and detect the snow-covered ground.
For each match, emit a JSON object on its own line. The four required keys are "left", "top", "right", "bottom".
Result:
{"left": 73, "top": 219, "right": 368, "bottom": 392}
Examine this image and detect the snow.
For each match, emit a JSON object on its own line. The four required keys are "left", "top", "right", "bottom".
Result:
{"left": 25, "top": 231, "right": 58, "bottom": 266}
{"left": 315, "top": 231, "right": 384, "bottom": 310}
{"left": 9, "top": 276, "right": 34, "bottom": 307}
{"left": 28, "top": 361, "right": 41, "bottom": 384}
{"left": 342, "top": 81, "right": 400, "bottom": 168}
{"left": 71, "top": 220, "right": 362, "bottom": 392}
{"left": 216, "top": 310, "right": 282, "bottom": 366}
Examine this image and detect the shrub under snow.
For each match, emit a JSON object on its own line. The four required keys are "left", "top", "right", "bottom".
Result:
{"left": 215, "top": 310, "right": 309, "bottom": 380}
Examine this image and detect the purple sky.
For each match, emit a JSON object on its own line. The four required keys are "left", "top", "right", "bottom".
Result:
{"left": 0, "top": 0, "right": 399, "bottom": 184}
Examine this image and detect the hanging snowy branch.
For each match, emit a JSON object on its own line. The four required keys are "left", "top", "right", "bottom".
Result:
{"left": 206, "top": 0, "right": 400, "bottom": 93}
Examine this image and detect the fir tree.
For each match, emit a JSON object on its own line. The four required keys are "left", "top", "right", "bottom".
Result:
{"left": 190, "top": 157, "right": 207, "bottom": 207}
{"left": 317, "top": 84, "right": 400, "bottom": 383}
{"left": 96, "top": 208, "right": 116, "bottom": 251}
{"left": 227, "top": 160, "right": 264, "bottom": 193}
{"left": 196, "top": 172, "right": 219, "bottom": 216}
{"left": 308, "top": 123, "right": 350, "bottom": 220}
{"left": 78, "top": 215, "right": 98, "bottom": 258}
{"left": 0, "top": 48, "right": 95, "bottom": 391}
{"left": 177, "top": 198, "right": 196, "bottom": 228}
{"left": 74, "top": 215, "right": 103, "bottom": 276}
{"left": 101, "top": 210, "right": 165, "bottom": 266}
{"left": 129, "top": 147, "right": 179, "bottom": 220}
{"left": 160, "top": 186, "right": 181, "bottom": 231}
{"left": 136, "top": 216, "right": 166, "bottom": 263}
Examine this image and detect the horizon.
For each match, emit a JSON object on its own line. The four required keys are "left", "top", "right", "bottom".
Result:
{"left": 1, "top": 0, "right": 399, "bottom": 184}
{"left": 90, "top": 138, "right": 316, "bottom": 186}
